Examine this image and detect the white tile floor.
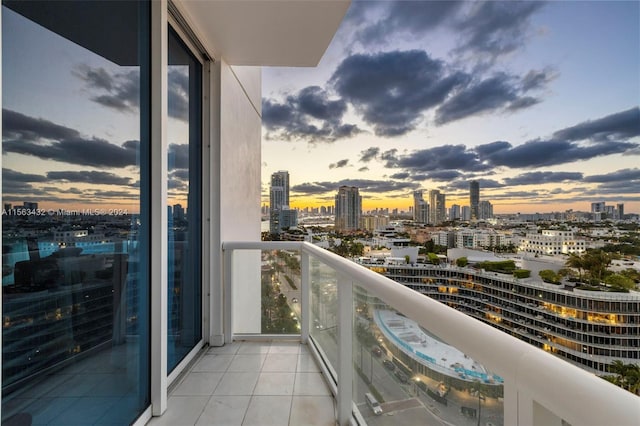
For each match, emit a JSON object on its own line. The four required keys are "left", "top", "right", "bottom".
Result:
{"left": 147, "top": 341, "right": 337, "bottom": 426}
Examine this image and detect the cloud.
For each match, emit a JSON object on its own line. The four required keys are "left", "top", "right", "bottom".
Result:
{"left": 552, "top": 107, "right": 640, "bottom": 142}
{"left": 426, "top": 170, "right": 464, "bottom": 181}
{"left": 329, "top": 159, "right": 349, "bottom": 169}
{"left": 292, "top": 178, "right": 418, "bottom": 196}
{"left": 447, "top": 179, "right": 504, "bottom": 190}
{"left": 521, "top": 68, "right": 557, "bottom": 92}
{"left": 393, "top": 145, "right": 488, "bottom": 173}
{"left": 3, "top": 168, "right": 48, "bottom": 183}
{"left": 475, "top": 138, "right": 636, "bottom": 168}
{"left": 389, "top": 172, "right": 410, "bottom": 180}
{"left": 168, "top": 143, "right": 189, "bottom": 170}
{"left": 330, "top": 50, "right": 470, "bottom": 136}
{"left": 358, "top": 166, "right": 369, "bottom": 172}
{"left": 359, "top": 147, "right": 380, "bottom": 162}
{"left": 454, "top": 1, "right": 545, "bottom": 60}
{"left": 503, "top": 171, "right": 583, "bottom": 186}
{"left": 3, "top": 109, "right": 140, "bottom": 168}
{"left": 584, "top": 168, "right": 640, "bottom": 183}
{"left": 435, "top": 73, "right": 541, "bottom": 124}
{"left": 74, "top": 64, "right": 139, "bottom": 113}
{"left": 356, "top": 1, "right": 463, "bottom": 45}
{"left": 262, "top": 86, "right": 361, "bottom": 142}
{"left": 168, "top": 68, "right": 190, "bottom": 121}
{"left": 46, "top": 171, "right": 132, "bottom": 186}
{"left": 3, "top": 109, "right": 80, "bottom": 141}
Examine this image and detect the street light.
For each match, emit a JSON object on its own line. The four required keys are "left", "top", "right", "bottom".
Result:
{"left": 413, "top": 376, "right": 421, "bottom": 397}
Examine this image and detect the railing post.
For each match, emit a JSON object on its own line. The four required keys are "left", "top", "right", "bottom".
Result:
{"left": 337, "top": 273, "right": 353, "bottom": 425}
{"left": 301, "top": 250, "right": 310, "bottom": 344}
{"left": 223, "top": 246, "right": 233, "bottom": 343}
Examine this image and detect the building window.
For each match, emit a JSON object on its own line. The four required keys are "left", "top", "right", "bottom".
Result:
{"left": 2, "top": 1, "right": 151, "bottom": 424}
{"left": 167, "top": 26, "right": 203, "bottom": 372}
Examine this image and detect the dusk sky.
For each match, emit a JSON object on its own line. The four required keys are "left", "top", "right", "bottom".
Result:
{"left": 262, "top": 0, "right": 640, "bottom": 214}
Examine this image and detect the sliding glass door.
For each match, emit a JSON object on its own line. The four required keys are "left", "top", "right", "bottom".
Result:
{"left": 167, "top": 26, "right": 203, "bottom": 372}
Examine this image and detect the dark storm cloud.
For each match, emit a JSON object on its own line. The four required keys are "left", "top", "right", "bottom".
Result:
{"left": 91, "top": 190, "right": 138, "bottom": 199}
{"left": 168, "top": 144, "right": 189, "bottom": 170}
{"left": 435, "top": 73, "right": 540, "bottom": 124}
{"left": 168, "top": 69, "right": 189, "bottom": 121}
{"left": 292, "top": 178, "right": 418, "bottom": 196}
{"left": 169, "top": 169, "right": 190, "bottom": 182}
{"left": 2, "top": 168, "right": 48, "bottom": 184}
{"left": 389, "top": 172, "right": 410, "bottom": 180}
{"left": 503, "top": 171, "right": 583, "bottom": 186}
{"left": 426, "top": 170, "right": 464, "bottom": 181}
{"left": 584, "top": 168, "right": 640, "bottom": 183}
{"left": 4, "top": 138, "right": 139, "bottom": 168}
{"left": 455, "top": 1, "right": 545, "bottom": 59}
{"left": 262, "top": 86, "right": 360, "bottom": 142}
{"left": 475, "top": 139, "right": 636, "bottom": 168}
{"left": 74, "top": 64, "right": 139, "bottom": 113}
{"left": 521, "top": 68, "right": 557, "bottom": 92}
{"left": 330, "top": 50, "right": 470, "bottom": 136}
{"left": 46, "top": 171, "right": 132, "bottom": 186}
{"left": 329, "top": 159, "right": 349, "bottom": 169}
{"left": 359, "top": 147, "right": 380, "bottom": 163}
{"left": 3, "top": 109, "right": 80, "bottom": 141}
{"left": 355, "top": 1, "right": 544, "bottom": 62}
{"left": 593, "top": 181, "right": 640, "bottom": 196}
{"left": 447, "top": 179, "right": 504, "bottom": 190}
{"left": 3, "top": 109, "right": 139, "bottom": 168}
{"left": 394, "top": 145, "right": 487, "bottom": 172}
{"left": 552, "top": 107, "right": 640, "bottom": 142}
{"left": 356, "top": 1, "right": 463, "bottom": 45}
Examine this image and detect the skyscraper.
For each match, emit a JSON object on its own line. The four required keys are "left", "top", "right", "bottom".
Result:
{"left": 428, "top": 189, "right": 446, "bottom": 225}
{"left": 335, "top": 186, "right": 362, "bottom": 232}
{"left": 413, "top": 190, "right": 428, "bottom": 223}
{"left": 479, "top": 200, "right": 493, "bottom": 220}
{"left": 270, "top": 170, "right": 292, "bottom": 234}
{"left": 470, "top": 181, "right": 479, "bottom": 220}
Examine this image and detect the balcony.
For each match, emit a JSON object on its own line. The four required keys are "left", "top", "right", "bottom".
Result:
{"left": 152, "top": 240, "right": 636, "bottom": 426}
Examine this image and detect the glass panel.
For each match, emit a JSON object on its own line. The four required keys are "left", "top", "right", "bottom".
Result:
{"left": 352, "top": 285, "right": 505, "bottom": 425}
{"left": 309, "top": 256, "right": 338, "bottom": 374}
{"left": 167, "top": 26, "right": 202, "bottom": 372}
{"left": 2, "top": 1, "right": 150, "bottom": 424}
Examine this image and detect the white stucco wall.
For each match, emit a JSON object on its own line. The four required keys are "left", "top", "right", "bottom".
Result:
{"left": 219, "top": 60, "right": 262, "bottom": 334}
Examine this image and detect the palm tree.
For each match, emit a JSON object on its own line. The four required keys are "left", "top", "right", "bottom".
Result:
{"left": 565, "top": 254, "right": 585, "bottom": 282}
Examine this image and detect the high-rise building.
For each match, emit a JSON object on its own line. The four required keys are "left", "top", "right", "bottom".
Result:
{"left": 270, "top": 170, "right": 294, "bottom": 234}
{"left": 591, "top": 202, "right": 605, "bottom": 213}
{"left": 617, "top": 203, "right": 625, "bottom": 219}
{"left": 335, "top": 186, "right": 362, "bottom": 232}
{"left": 173, "top": 203, "right": 185, "bottom": 221}
{"left": 461, "top": 205, "right": 471, "bottom": 221}
{"left": 449, "top": 204, "right": 461, "bottom": 221}
{"left": 479, "top": 200, "right": 493, "bottom": 220}
{"left": 413, "top": 190, "right": 428, "bottom": 223}
{"left": 469, "top": 181, "right": 479, "bottom": 220}
{"left": 428, "top": 190, "right": 446, "bottom": 225}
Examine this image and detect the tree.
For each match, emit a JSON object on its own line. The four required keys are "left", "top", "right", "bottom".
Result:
{"left": 456, "top": 257, "right": 468, "bottom": 267}
{"left": 565, "top": 254, "right": 585, "bottom": 282}
{"left": 605, "top": 274, "right": 635, "bottom": 292}
{"left": 539, "top": 269, "right": 561, "bottom": 284}
{"left": 605, "top": 361, "right": 640, "bottom": 395}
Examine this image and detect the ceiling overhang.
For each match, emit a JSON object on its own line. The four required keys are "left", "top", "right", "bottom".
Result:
{"left": 175, "top": 0, "right": 351, "bottom": 66}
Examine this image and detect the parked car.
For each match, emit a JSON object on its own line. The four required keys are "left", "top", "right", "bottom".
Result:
{"left": 371, "top": 346, "right": 382, "bottom": 357}
{"left": 394, "top": 370, "right": 408, "bottom": 383}
{"left": 365, "top": 392, "right": 383, "bottom": 415}
{"left": 382, "top": 359, "right": 395, "bottom": 371}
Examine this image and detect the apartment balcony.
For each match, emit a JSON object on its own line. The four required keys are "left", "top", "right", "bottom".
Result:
{"left": 148, "top": 241, "right": 638, "bottom": 426}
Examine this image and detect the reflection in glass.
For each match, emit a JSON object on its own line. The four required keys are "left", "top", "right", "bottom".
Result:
{"left": 167, "top": 27, "right": 202, "bottom": 372}
{"left": 352, "top": 288, "right": 505, "bottom": 425}
{"left": 2, "top": 1, "right": 150, "bottom": 424}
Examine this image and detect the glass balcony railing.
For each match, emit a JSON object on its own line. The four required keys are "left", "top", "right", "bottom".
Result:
{"left": 222, "top": 241, "right": 639, "bottom": 426}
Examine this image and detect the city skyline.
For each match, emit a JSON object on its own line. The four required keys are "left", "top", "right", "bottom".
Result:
{"left": 262, "top": 0, "right": 640, "bottom": 214}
